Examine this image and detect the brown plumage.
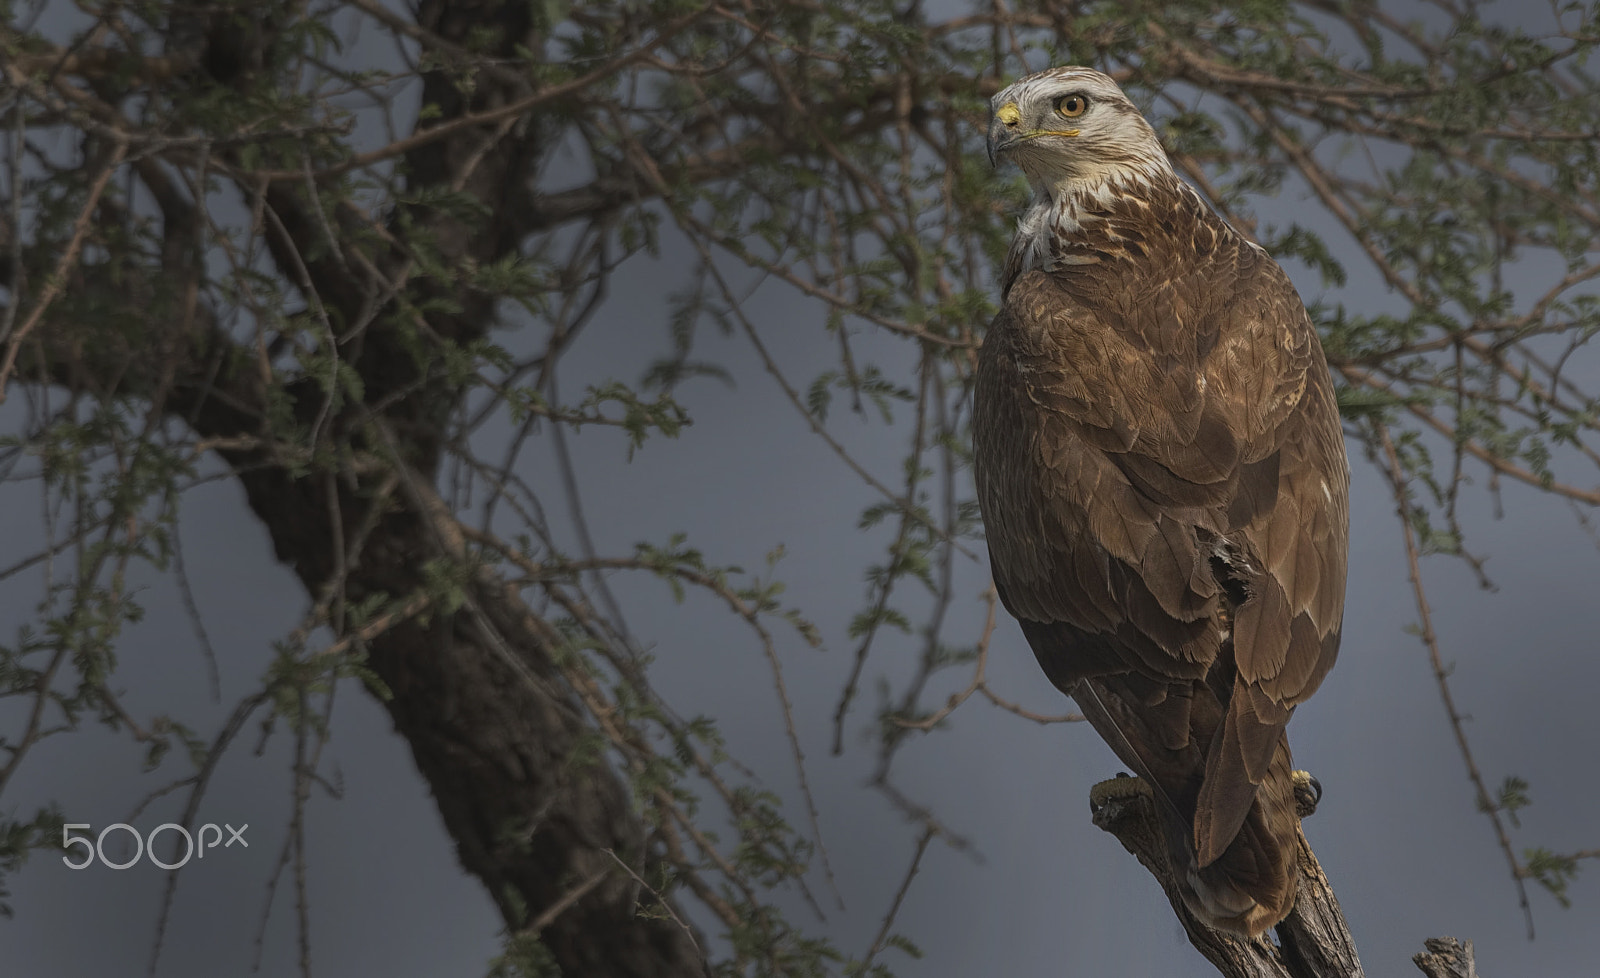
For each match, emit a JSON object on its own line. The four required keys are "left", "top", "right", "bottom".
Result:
{"left": 974, "top": 67, "right": 1349, "bottom": 936}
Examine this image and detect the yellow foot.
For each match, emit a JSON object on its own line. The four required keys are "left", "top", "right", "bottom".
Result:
{"left": 1089, "top": 772, "right": 1151, "bottom": 813}
{"left": 1292, "top": 769, "right": 1322, "bottom": 818}
{"left": 1088, "top": 773, "right": 1154, "bottom": 834}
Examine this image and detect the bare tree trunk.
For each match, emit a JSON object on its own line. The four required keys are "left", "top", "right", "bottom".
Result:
{"left": 219, "top": 455, "right": 708, "bottom": 976}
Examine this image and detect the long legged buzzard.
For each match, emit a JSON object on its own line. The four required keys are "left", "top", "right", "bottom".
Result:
{"left": 974, "top": 66, "right": 1349, "bottom": 936}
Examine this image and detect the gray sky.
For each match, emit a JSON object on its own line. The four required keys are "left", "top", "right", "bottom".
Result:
{"left": 3, "top": 2, "right": 1598, "bottom": 977}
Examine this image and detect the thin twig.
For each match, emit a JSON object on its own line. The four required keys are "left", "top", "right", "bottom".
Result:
{"left": 859, "top": 825, "right": 936, "bottom": 975}
{"left": 1377, "top": 423, "right": 1536, "bottom": 938}
{"left": 600, "top": 848, "right": 703, "bottom": 957}
{"left": 0, "top": 138, "right": 126, "bottom": 399}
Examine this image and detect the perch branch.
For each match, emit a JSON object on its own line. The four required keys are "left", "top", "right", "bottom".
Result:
{"left": 1088, "top": 777, "right": 1482, "bottom": 978}
{"left": 1412, "top": 938, "right": 1480, "bottom": 978}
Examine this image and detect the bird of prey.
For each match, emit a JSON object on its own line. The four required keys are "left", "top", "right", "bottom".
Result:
{"left": 973, "top": 66, "right": 1349, "bottom": 937}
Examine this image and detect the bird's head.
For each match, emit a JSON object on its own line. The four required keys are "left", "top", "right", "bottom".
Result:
{"left": 987, "top": 67, "right": 1171, "bottom": 195}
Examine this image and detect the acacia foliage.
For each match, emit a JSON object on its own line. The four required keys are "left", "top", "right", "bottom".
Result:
{"left": 1, "top": 0, "right": 1598, "bottom": 974}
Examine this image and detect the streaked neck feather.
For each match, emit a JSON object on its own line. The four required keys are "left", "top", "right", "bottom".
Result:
{"left": 1006, "top": 159, "right": 1176, "bottom": 284}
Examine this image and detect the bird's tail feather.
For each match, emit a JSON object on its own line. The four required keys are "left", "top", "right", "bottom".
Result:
{"left": 1075, "top": 677, "right": 1300, "bottom": 937}
{"left": 1161, "top": 737, "right": 1299, "bottom": 936}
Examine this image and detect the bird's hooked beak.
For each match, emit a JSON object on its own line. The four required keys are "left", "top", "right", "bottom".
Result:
{"left": 986, "top": 100, "right": 1079, "bottom": 167}
{"left": 986, "top": 102, "right": 1021, "bottom": 168}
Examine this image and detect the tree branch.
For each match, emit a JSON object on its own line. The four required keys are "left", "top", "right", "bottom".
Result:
{"left": 1090, "top": 777, "right": 1485, "bottom": 978}
{"left": 1413, "top": 938, "right": 1482, "bottom": 978}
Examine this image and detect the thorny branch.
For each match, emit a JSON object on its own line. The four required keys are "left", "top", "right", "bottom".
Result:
{"left": 1376, "top": 423, "right": 1535, "bottom": 937}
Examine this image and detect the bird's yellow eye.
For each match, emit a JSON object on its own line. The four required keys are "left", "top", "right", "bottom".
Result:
{"left": 1056, "top": 94, "right": 1088, "bottom": 118}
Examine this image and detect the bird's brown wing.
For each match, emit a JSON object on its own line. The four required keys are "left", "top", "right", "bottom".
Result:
{"left": 974, "top": 236, "right": 1348, "bottom": 920}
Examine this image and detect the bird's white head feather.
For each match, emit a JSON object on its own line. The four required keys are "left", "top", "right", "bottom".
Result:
{"left": 989, "top": 67, "right": 1173, "bottom": 203}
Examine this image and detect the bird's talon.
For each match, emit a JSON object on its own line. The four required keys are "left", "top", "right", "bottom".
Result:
{"left": 1292, "top": 769, "right": 1323, "bottom": 818}
{"left": 1089, "top": 773, "right": 1153, "bottom": 815}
